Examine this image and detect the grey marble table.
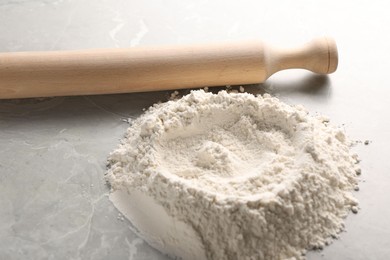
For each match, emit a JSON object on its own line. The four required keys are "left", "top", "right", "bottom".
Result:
{"left": 1, "top": 1, "right": 390, "bottom": 259}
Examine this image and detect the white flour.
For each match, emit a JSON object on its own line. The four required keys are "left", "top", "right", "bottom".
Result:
{"left": 105, "top": 90, "right": 360, "bottom": 260}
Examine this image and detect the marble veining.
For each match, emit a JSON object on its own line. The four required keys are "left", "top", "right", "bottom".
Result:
{"left": 1, "top": 0, "right": 390, "bottom": 259}
{"left": 0, "top": 94, "right": 169, "bottom": 259}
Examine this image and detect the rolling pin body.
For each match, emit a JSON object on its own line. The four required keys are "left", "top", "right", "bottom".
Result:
{"left": 0, "top": 37, "right": 337, "bottom": 99}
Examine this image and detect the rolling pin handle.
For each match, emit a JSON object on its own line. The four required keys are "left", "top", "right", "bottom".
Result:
{"left": 267, "top": 37, "right": 338, "bottom": 76}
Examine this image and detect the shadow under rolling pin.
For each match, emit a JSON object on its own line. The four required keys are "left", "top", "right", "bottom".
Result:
{"left": 0, "top": 37, "right": 337, "bottom": 99}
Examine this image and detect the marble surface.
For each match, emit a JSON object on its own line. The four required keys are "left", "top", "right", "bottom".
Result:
{"left": 1, "top": 0, "right": 390, "bottom": 259}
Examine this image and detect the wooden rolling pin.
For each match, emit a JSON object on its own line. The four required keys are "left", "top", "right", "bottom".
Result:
{"left": 0, "top": 37, "right": 337, "bottom": 99}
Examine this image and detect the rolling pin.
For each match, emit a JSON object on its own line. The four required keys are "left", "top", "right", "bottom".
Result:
{"left": 0, "top": 37, "right": 337, "bottom": 99}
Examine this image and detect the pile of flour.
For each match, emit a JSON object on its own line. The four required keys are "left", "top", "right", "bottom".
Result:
{"left": 106, "top": 90, "right": 360, "bottom": 260}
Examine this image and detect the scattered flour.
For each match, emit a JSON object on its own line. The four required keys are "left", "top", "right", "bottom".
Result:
{"left": 106, "top": 90, "right": 360, "bottom": 260}
{"left": 170, "top": 90, "right": 180, "bottom": 100}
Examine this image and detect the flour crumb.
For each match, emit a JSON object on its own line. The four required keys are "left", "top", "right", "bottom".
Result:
{"left": 170, "top": 90, "right": 180, "bottom": 100}
{"left": 122, "top": 118, "right": 133, "bottom": 124}
{"left": 117, "top": 213, "right": 124, "bottom": 221}
{"left": 106, "top": 90, "right": 360, "bottom": 260}
{"left": 355, "top": 168, "right": 362, "bottom": 175}
{"left": 239, "top": 86, "right": 245, "bottom": 92}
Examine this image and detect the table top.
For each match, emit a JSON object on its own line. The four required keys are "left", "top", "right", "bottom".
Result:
{"left": 1, "top": 1, "right": 389, "bottom": 259}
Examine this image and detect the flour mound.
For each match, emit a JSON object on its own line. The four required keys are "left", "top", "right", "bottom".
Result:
{"left": 106, "top": 90, "right": 359, "bottom": 260}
